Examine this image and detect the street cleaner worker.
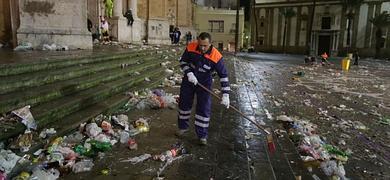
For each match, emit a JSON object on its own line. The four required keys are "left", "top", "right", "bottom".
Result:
{"left": 176, "top": 32, "right": 230, "bottom": 145}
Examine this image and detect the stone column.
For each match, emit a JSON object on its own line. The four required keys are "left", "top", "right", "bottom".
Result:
{"left": 108, "top": 0, "right": 130, "bottom": 42}
{"left": 113, "top": 0, "right": 122, "bottom": 17}
{"left": 130, "top": 0, "right": 138, "bottom": 18}
{"left": 130, "top": 0, "right": 142, "bottom": 43}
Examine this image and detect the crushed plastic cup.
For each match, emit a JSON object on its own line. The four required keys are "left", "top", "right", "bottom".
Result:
{"left": 341, "top": 57, "right": 350, "bottom": 71}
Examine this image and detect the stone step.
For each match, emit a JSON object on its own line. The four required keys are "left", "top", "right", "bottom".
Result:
{"left": 12, "top": 69, "right": 167, "bottom": 157}
{"left": 0, "top": 51, "right": 168, "bottom": 94}
{"left": 0, "top": 64, "right": 171, "bottom": 142}
{"left": 0, "top": 48, "right": 166, "bottom": 76}
{"left": 32, "top": 65, "right": 167, "bottom": 126}
{"left": 50, "top": 71, "right": 166, "bottom": 139}
{"left": 0, "top": 56, "right": 164, "bottom": 113}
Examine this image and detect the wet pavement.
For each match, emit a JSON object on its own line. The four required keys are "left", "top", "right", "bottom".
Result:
{"left": 66, "top": 52, "right": 390, "bottom": 180}
{"left": 235, "top": 53, "right": 390, "bottom": 179}
{"left": 3, "top": 47, "right": 389, "bottom": 179}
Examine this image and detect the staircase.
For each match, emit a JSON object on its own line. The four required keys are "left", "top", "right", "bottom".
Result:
{"left": 0, "top": 46, "right": 182, "bottom": 144}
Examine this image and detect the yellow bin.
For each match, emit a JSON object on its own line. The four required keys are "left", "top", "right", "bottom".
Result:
{"left": 342, "top": 57, "right": 350, "bottom": 71}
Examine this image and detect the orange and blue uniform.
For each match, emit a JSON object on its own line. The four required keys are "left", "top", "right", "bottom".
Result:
{"left": 178, "top": 42, "right": 230, "bottom": 139}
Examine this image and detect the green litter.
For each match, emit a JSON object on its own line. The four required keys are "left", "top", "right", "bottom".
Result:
{"left": 324, "top": 144, "right": 349, "bottom": 157}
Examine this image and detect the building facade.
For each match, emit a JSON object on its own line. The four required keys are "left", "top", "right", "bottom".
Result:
{"left": 196, "top": 0, "right": 237, "bottom": 9}
{"left": 252, "top": 0, "right": 390, "bottom": 57}
{"left": 0, "top": 0, "right": 196, "bottom": 50}
{"left": 194, "top": 6, "right": 244, "bottom": 52}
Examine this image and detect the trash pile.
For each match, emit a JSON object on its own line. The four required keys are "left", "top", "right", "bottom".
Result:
{"left": 0, "top": 106, "right": 39, "bottom": 153}
{"left": 123, "top": 89, "right": 178, "bottom": 111}
{"left": 14, "top": 42, "right": 33, "bottom": 51}
{"left": 0, "top": 113, "right": 155, "bottom": 179}
{"left": 276, "top": 115, "right": 350, "bottom": 179}
{"left": 120, "top": 142, "right": 190, "bottom": 178}
{"left": 234, "top": 55, "right": 390, "bottom": 178}
{"left": 42, "top": 44, "right": 69, "bottom": 51}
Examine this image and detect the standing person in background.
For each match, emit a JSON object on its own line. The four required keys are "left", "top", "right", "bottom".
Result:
{"left": 186, "top": 31, "right": 193, "bottom": 45}
{"left": 173, "top": 27, "right": 181, "bottom": 45}
{"left": 320, "top": 52, "right": 330, "bottom": 66}
{"left": 353, "top": 50, "right": 360, "bottom": 65}
{"left": 169, "top": 30, "right": 174, "bottom": 44}
{"left": 101, "top": 17, "right": 110, "bottom": 43}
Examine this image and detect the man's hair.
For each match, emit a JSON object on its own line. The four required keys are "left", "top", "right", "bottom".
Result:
{"left": 198, "top": 32, "right": 211, "bottom": 41}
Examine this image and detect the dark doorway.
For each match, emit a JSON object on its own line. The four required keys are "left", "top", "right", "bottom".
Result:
{"left": 318, "top": 35, "right": 330, "bottom": 55}
{"left": 218, "top": 42, "right": 223, "bottom": 50}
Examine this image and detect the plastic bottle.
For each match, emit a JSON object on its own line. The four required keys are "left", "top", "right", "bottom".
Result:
{"left": 120, "top": 131, "right": 130, "bottom": 144}
{"left": 89, "top": 140, "right": 112, "bottom": 152}
{"left": 74, "top": 144, "right": 86, "bottom": 155}
{"left": 324, "top": 144, "right": 348, "bottom": 157}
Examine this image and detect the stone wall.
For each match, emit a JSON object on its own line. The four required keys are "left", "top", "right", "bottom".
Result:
{"left": 17, "top": 0, "right": 92, "bottom": 49}
{"left": 147, "top": 18, "right": 170, "bottom": 44}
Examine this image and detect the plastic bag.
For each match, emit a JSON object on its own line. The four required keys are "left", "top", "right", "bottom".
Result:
{"left": 12, "top": 105, "right": 37, "bottom": 130}
{"left": 72, "top": 159, "right": 94, "bottom": 173}
{"left": 30, "top": 167, "right": 60, "bottom": 180}
{"left": 85, "top": 123, "right": 102, "bottom": 137}
{"left": 121, "top": 154, "right": 151, "bottom": 164}
{"left": 0, "top": 150, "right": 21, "bottom": 174}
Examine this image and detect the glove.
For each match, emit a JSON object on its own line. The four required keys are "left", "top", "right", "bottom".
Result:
{"left": 221, "top": 93, "right": 230, "bottom": 109}
{"left": 187, "top": 72, "right": 198, "bottom": 85}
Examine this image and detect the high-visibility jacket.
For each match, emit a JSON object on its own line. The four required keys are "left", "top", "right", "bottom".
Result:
{"left": 180, "top": 42, "right": 230, "bottom": 94}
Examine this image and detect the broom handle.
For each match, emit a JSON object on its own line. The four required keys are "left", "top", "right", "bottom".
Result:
{"left": 197, "top": 83, "right": 270, "bottom": 134}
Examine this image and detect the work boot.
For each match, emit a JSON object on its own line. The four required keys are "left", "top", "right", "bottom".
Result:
{"left": 175, "top": 129, "right": 188, "bottom": 137}
{"left": 199, "top": 138, "right": 207, "bottom": 145}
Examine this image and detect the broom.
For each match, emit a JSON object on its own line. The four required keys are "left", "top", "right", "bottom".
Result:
{"left": 197, "top": 83, "right": 276, "bottom": 153}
